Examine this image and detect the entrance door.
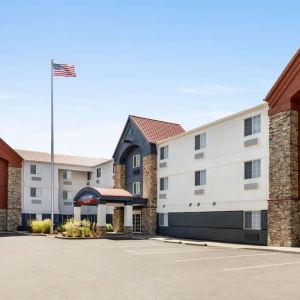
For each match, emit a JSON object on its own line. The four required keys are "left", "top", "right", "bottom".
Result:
{"left": 133, "top": 211, "right": 142, "bottom": 233}
{"left": 0, "top": 158, "right": 8, "bottom": 209}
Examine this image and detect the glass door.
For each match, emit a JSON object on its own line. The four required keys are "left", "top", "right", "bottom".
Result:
{"left": 133, "top": 211, "right": 142, "bottom": 233}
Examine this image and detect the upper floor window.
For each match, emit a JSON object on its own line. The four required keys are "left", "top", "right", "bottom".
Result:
{"left": 244, "top": 211, "right": 261, "bottom": 230}
{"left": 97, "top": 168, "right": 101, "bottom": 178}
{"left": 133, "top": 182, "right": 141, "bottom": 195}
{"left": 195, "top": 170, "right": 206, "bottom": 186}
{"left": 63, "top": 170, "right": 72, "bottom": 180}
{"left": 160, "top": 177, "right": 169, "bottom": 191}
{"left": 133, "top": 154, "right": 141, "bottom": 168}
{"left": 87, "top": 172, "right": 91, "bottom": 181}
{"left": 62, "top": 191, "right": 72, "bottom": 200}
{"left": 30, "top": 164, "right": 37, "bottom": 175}
{"left": 244, "top": 159, "right": 261, "bottom": 179}
{"left": 160, "top": 146, "right": 169, "bottom": 160}
{"left": 195, "top": 133, "right": 206, "bottom": 150}
{"left": 30, "top": 187, "right": 41, "bottom": 198}
{"left": 244, "top": 115, "right": 261, "bottom": 137}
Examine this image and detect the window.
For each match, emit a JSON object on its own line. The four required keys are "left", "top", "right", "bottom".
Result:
{"left": 63, "top": 170, "right": 72, "bottom": 180}
{"left": 30, "top": 187, "right": 37, "bottom": 197}
{"left": 195, "top": 170, "right": 206, "bottom": 186}
{"left": 30, "top": 164, "right": 37, "bottom": 175}
{"left": 133, "top": 182, "right": 141, "bottom": 195}
{"left": 87, "top": 172, "right": 91, "bottom": 181}
{"left": 244, "top": 115, "right": 261, "bottom": 136}
{"left": 62, "top": 191, "right": 68, "bottom": 200}
{"left": 244, "top": 159, "right": 261, "bottom": 179}
{"left": 133, "top": 154, "right": 141, "bottom": 168}
{"left": 195, "top": 133, "right": 206, "bottom": 150}
{"left": 159, "top": 213, "right": 168, "bottom": 226}
{"left": 244, "top": 211, "right": 261, "bottom": 230}
{"left": 160, "top": 146, "right": 169, "bottom": 160}
{"left": 97, "top": 168, "right": 101, "bottom": 178}
{"left": 160, "top": 177, "right": 169, "bottom": 191}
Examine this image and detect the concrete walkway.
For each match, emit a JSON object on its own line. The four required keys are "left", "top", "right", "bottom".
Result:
{"left": 151, "top": 236, "right": 300, "bottom": 254}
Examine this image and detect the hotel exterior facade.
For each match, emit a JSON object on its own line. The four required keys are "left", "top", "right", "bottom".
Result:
{"left": 1, "top": 49, "right": 300, "bottom": 247}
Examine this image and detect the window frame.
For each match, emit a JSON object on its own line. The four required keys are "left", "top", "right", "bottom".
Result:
{"left": 62, "top": 191, "right": 68, "bottom": 200}
{"left": 132, "top": 182, "right": 141, "bottom": 195}
{"left": 132, "top": 154, "right": 141, "bottom": 168}
{"left": 160, "top": 177, "right": 169, "bottom": 191}
{"left": 30, "top": 187, "right": 37, "bottom": 198}
{"left": 159, "top": 213, "right": 168, "bottom": 227}
{"left": 244, "top": 211, "right": 261, "bottom": 230}
{"left": 30, "top": 164, "right": 37, "bottom": 175}
{"left": 195, "top": 170, "right": 206, "bottom": 186}
{"left": 244, "top": 114, "right": 261, "bottom": 137}
{"left": 96, "top": 168, "right": 101, "bottom": 178}
{"left": 160, "top": 146, "right": 169, "bottom": 160}
{"left": 244, "top": 159, "right": 261, "bottom": 179}
{"left": 195, "top": 133, "right": 206, "bottom": 151}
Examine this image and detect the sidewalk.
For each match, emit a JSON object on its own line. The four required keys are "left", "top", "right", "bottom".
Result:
{"left": 150, "top": 236, "right": 300, "bottom": 254}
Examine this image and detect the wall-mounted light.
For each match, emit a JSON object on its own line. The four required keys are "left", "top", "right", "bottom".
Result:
{"left": 189, "top": 203, "right": 192, "bottom": 207}
{"left": 212, "top": 202, "right": 216, "bottom": 206}
{"left": 197, "top": 202, "right": 200, "bottom": 207}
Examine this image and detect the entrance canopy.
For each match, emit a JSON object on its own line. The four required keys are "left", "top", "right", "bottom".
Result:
{"left": 73, "top": 187, "right": 146, "bottom": 207}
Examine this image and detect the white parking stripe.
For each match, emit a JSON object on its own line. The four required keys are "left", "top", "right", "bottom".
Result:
{"left": 126, "top": 249, "right": 219, "bottom": 255}
{"left": 176, "top": 252, "right": 279, "bottom": 262}
{"left": 224, "top": 261, "right": 300, "bottom": 271}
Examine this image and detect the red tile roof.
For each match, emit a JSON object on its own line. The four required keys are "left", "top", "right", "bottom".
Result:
{"left": 130, "top": 115, "right": 185, "bottom": 143}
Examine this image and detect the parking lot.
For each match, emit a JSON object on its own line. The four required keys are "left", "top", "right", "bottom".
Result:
{"left": 1, "top": 235, "right": 300, "bottom": 299}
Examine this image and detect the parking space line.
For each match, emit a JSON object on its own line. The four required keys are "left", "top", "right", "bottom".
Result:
{"left": 176, "top": 252, "right": 280, "bottom": 262}
{"left": 224, "top": 261, "right": 300, "bottom": 271}
{"left": 126, "top": 249, "right": 219, "bottom": 255}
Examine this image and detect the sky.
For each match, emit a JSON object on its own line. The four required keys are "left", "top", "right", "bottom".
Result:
{"left": 0, "top": 0, "right": 299, "bottom": 159}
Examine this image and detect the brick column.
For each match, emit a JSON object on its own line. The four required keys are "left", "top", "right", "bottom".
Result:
{"left": 7, "top": 167, "right": 22, "bottom": 231}
{"left": 113, "top": 164, "right": 125, "bottom": 232}
{"left": 142, "top": 154, "right": 157, "bottom": 235}
{"left": 268, "top": 110, "right": 300, "bottom": 246}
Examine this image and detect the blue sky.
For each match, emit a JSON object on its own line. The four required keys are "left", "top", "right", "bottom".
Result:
{"left": 0, "top": 0, "right": 299, "bottom": 158}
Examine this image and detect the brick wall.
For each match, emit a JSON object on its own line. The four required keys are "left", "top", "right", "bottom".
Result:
{"left": 268, "top": 110, "right": 300, "bottom": 246}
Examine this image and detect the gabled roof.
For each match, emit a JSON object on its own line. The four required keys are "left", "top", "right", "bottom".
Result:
{"left": 16, "top": 149, "right": 108, "bottom": 168}
{"left": 130, "top": 115, "right": 185, "bottom": 143}
{"left": 0, "top": 138, "right": 23, "bottom": 167}
{"left": 264, "top": 48, "right": 300, "bottom": 115}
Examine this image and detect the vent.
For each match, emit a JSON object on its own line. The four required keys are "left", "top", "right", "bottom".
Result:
{"left": 31, "top": 177, "right": 42, "bottom": 181}
{"left": 244, "top": 183, "right": 258, "bottom": 190}
{"left": 244, "top": 138, "right": 258, "bottom": 147}
{"left": 31, "top": 199, "right": 42, "bottom": 204}
{"left": 194, "top": 152, "right": 204, "bottom": 160}
{"left": 63, "top": 181, "right": 72, "bottom": 185}
{"left": 159, "top": 162, "right": 167, "bottom": 168}
{"left": 244, "top": 233, "right": 259, "bottom": 242}
{"left": 194, "top": 189, "right": 204, "bottom": 195}
{"left": 96, "top": 179, "right": 100, "bottom": 184}
{"left": 64, "top": 202, "right": 73, "bottom": 206}
{"left": 159, "top": 194, "right": 167, "bottom": 199}
{"left": 133, "top": 169, "right": 140, "bottom": 175}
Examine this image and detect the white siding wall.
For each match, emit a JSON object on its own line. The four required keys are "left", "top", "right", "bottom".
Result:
{"left": 157, "top": 105, "right": 269, "bottom": 214}
{"left": 22, "top": 160, "right": 114, "bottom": 216}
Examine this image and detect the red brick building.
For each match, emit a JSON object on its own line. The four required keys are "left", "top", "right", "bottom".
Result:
{"left": 0, "top": 138, "right": 23, "bottom": 231}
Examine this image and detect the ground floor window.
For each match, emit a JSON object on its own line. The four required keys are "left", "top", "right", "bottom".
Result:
{"left": 244, "top": 211, "right": 261, "bottom": 230}
{"left": 159, "top": 213, "right": 168, "bottom": 227}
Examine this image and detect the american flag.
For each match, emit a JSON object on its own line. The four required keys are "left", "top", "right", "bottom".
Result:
{"left": 52, "top": 63, "right": 76, "bottom": 77}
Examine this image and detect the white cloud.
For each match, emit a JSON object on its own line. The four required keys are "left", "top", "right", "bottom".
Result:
{"left": 178, "top": 84, "right": 246, "bottom": 96}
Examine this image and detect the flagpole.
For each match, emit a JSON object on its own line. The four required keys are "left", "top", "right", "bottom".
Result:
{"left": 50, "top": 59, "right": 54, "bottom": 232}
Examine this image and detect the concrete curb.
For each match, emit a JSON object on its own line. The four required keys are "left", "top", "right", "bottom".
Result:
{"left": 150, "top": 236, "right": 300, "bottom": 254}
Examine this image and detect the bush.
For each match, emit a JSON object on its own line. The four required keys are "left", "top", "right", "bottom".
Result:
{"left": 28, "top": 219, "right": 53, "bottom": 234}
{"left": 61, "top": 219, "right": 92, "bottom": 238}
{"left": 106, "top": 223, "right": 113, "bottom": 232}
